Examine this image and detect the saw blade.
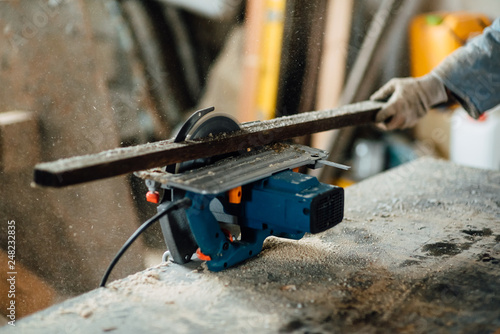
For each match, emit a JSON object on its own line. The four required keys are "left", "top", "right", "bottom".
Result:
{"left": 172, "top": 106, "right": 214, "bottom": 143}
{"left": 170, "top": 109, "right": 241, "bottom": 174}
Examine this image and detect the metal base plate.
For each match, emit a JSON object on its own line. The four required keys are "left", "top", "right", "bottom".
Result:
{"left": 135, "top": 143, "right": 329, "bottom": 194}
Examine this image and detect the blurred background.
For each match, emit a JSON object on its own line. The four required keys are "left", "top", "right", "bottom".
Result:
{"left": 1, "top": 0, "right": 500, "bottom": 322}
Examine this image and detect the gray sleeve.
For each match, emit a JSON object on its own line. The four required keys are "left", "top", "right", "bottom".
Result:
{"left": 432, "top": 18, "right": 500, "bottom": 118}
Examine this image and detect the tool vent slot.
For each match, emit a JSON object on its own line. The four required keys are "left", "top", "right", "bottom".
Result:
{"left": 310, "top": 187, "right": 344, "bottom": 234}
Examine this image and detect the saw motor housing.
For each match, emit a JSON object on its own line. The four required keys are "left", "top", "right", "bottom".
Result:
{"left": 241, "top": 170, "right": 343, "bottom": 234}
{"left": 185, "top": 170, "right": 343, "bottom": 271}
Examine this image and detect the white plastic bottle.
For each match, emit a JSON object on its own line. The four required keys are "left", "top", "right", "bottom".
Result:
{"left": 450, "top": 106, "right": 500, "bottom": 171}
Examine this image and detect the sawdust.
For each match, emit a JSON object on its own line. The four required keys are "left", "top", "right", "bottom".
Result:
{"left": 199, "top": 235, "right": 425, "bottom": 333}
{"left": 14, "top": 158, "right": 500, "bottom": 333}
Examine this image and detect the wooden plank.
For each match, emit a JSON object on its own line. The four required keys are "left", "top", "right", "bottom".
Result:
{"left": 34, "top": 101, "right": 383, "bottom": 188}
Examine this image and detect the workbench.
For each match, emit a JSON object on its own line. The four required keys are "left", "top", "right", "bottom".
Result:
{"left": 6, "top": 157, "right": 500, "bottom": 333}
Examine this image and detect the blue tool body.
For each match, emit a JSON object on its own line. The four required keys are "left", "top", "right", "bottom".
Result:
{"left": 185, "top": 170, "right": 343, "bottom": 271}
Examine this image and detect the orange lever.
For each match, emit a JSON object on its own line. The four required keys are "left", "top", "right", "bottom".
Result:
{"left": 196, "top": 248, "right": 211, "bottom": 261}
{"left": 228, "top": 186, "right": 242, "bottom": 204}
{"left": 146, "top": 191, "right": 160, "bottom": 204}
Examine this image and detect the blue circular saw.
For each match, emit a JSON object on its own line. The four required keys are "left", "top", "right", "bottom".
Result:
{"left": 141, "top": 107, "right": 345, "bottom": 271}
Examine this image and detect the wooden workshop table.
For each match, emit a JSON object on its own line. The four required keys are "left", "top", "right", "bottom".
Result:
{"left": 6, "top": 157, "right": 500, "bottom": 333}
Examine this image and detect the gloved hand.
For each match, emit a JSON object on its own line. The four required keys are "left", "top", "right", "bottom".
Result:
{"left": 370, "top": 73, "right": 449, "bottom": 130}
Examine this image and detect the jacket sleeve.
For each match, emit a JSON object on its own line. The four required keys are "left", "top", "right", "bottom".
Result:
{"left": 432, "top": 18, "right": 500, "bottom": 118}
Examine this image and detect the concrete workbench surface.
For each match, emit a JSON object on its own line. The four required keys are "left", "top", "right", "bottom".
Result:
{"left": 5, "top": 157, "right": 500, "bottom": 333}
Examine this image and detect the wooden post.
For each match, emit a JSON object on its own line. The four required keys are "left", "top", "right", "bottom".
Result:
{"left": 238, "top": 1, "right": 266, "bottom": 122}
{"left": 310, "top": 0, "right": 354, "bottom": 177}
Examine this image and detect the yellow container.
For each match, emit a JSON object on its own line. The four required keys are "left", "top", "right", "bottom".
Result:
{"left": 410, "top": 12, "right": 490, "bottom": 77}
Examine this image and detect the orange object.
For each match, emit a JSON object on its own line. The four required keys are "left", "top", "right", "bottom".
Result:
{"left": 410, "top": 12, "right": 490, "bottom": 77}
{"left": 292, "top": 167, "right": 299, "bottom": 173}
{"left": 196, "top": 248, "right": 211, "bottom": 261}
{"left": 478, "top": 113, "right": 488, "bottom": 122}
{"left": 335, "top": 177, "right": 355, "bottom": 188}
{"left": 146, "top": 191, "right": 160, "bottom": 204}
{"left": 228, "top": 186, "right": 242, "bottom": 204}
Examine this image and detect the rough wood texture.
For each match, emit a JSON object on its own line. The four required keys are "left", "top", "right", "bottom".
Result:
{"left": 14, "top": 158, "right": 500, "bottom": 333}
{"left": 34, "top": 101, "right": 383, "bottom": 187}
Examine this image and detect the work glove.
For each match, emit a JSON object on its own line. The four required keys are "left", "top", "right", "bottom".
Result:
{"left": 370, "top": 73, "right": 449, "bottom": 130}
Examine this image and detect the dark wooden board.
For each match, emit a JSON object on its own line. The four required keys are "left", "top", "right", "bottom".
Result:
{"left": 34, "top": 101, "right": 383, "bottom": 187}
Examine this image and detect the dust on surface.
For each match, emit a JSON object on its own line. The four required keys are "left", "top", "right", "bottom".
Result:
{"left": 11, "top": 158, "right": 500, "bottom": 334}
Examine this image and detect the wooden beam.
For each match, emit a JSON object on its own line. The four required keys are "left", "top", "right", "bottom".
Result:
{"left": 310, "top": 0, "right": 354, "bottom": 177}
{"left": 318, "top": 0, "right": 403, "bottom": 183}
{"left": 315, "top": 0, "right": 353, "bottom": 111}
{"left": 237, "top": 0, "right": 266, "bottom": 122}
{"left": 34, "top": 101, "right": 383, "bottom": 188}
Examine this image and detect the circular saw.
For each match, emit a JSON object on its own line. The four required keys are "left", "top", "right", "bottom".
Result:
{"left": 139, "top": 107, "right": 346, "bottom": 271}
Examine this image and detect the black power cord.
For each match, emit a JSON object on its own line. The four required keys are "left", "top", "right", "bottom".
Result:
{"left": 100, "top": 197, "right": 192, "bottom": 287}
